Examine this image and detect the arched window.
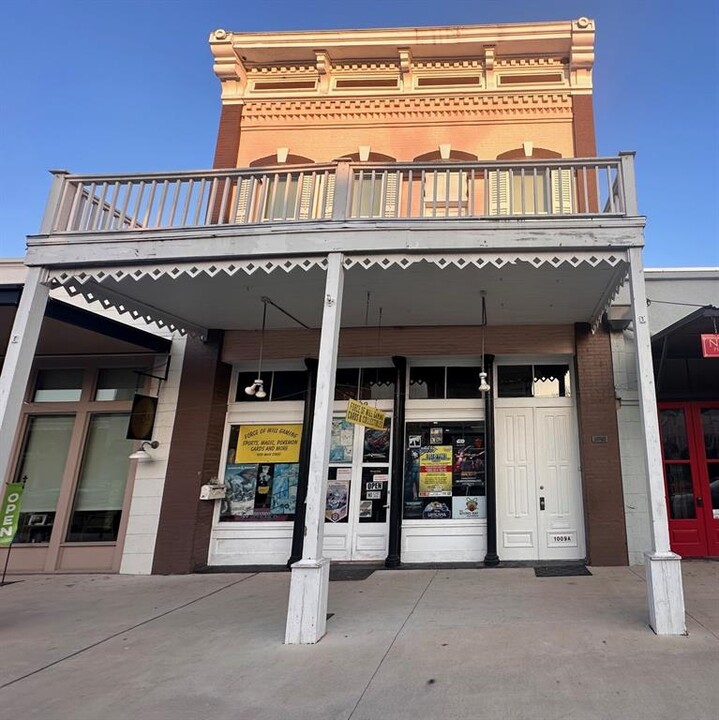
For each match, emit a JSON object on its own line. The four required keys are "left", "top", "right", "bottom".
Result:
{"left": 237, "top": 154, "right": 333, "bottom": 223}
{"left": 412, "top": 149, "right": 478, "bottom": 162}
{"left": 412, "top": 150, "right": 478, "bottom": 217}
{"left": 336, "top": 151, "right": 397, "bottom": 163}
{"left": 490, "top": 147, "right": 574, "bottom": 215}
{"left": 335, "top": 153, "right": 398, "bottom": 218}
{"left": 249, "top": 154, "right": 315, "bottom": 167}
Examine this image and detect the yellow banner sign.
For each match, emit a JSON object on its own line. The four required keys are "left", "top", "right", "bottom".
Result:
{"left": 345, "top": 399, "right": 386, "bottom": 431}
{"left": 235, "top": 424, "right": 302, "bottom": 463}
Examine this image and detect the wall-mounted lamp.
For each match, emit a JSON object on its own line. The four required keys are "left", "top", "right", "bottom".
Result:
{"left": 604, "top": 305, "right": 633, "bottom": 332}
{"left": 129, "top": 440, "right": 160, "bottom": 462}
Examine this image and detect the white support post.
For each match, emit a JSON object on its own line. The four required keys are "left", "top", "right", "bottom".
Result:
{"left": 285, "top": 253, "right": 344, "bottom": 644}
{"left": 627, "top": 247, "right": 686, "bottom": 635}
{"left": 0, "top": 267, "right": 50, "bottom": 483}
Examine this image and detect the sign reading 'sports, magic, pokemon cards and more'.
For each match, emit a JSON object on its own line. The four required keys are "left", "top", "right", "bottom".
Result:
{"left": 235, "top": 424, "right": 302, "bottom": 463}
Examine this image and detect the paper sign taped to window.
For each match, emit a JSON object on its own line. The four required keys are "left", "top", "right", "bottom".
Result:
{"left": 345, "top": 399, "right": 386, "bottom": 431}
{"left": 236, "top": 424, "right": 302, "bottom": 463}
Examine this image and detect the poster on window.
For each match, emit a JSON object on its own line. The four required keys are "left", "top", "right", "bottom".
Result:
{"left": 453, "top": 437, "right": 485, "bottom": 487}
{"left": 452, "top": 495, "right": 487, "bottom": 520}
{"left": 422, "top": 500, "right": 452, "bottom": 519}
{"left": 330, "top": 419, "right": 354, "bottom": 462}
{"left": 270, "top": 463, "right": 299, "bottom": 515}
{"left": 223, "top": 464, "right": 258, "bottom": 517}
{"left": 235, "top": 424, "right": 301, "bottom": 464}
{"left": 326, "top": 475, "right": 349, "bottom": 523}
{"left": 418, "top": 446, "right": 453, "bottom": 497}
{"left": 363, "top": 427, "right": 390, "bottom": 463}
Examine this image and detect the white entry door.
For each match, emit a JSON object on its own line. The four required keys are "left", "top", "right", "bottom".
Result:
{"left": 496, "top": 406, "right": 584, "bottom": 561}
{"left": 323, "top": 417, "right": 392, "bottom": 561}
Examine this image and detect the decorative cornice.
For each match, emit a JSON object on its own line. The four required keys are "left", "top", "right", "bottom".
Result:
{"left": 210, "top": 20, "right": 594, "bottom": 101}
{"left": 241, "top": 93, "right": 573, "bottom": 125}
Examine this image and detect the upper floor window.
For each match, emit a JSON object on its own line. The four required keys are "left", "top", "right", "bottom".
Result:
{"left": 33, "top": 369, "right": 84, "bottom": 402}
{"left": 497, "top": 364, "right": 572, "bottom": 398}
{"left": 235, "top": 367, "right": 395, "bottom": 403}
{"left": 95, "top": 368, "right": 140, "bottom": 401}
{"left": 413, "top": 150, "right": 478, "bottom": 218}
{"left": 236, "top": 171, "right": 334, "bottom": 223}
{"left": 409, "top": 366, "right": 485, "bottom": 399}
{"left": 490, "top": 148, "right": 574, "bottom": 215}
{"left": 236, "top": 370, "right": 307, "bottom": 402}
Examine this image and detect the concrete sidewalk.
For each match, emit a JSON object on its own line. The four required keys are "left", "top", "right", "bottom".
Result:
{"left": 0, "top": 562, "right": 717, "bottom": 720}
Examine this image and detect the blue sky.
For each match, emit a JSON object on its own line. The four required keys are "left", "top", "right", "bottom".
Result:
{"left": 1, "top": 0, "right": 717, "bottom": 266}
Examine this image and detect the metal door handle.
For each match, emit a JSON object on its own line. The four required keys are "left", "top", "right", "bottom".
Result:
{"left": 539, "top": 497, "right": 545, "bottom": 511}
{"left": 696, "top": 497, "right": 703, "bottom": 507}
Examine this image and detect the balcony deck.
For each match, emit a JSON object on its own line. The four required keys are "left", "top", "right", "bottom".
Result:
{"left": 28, "top": 155, "right": 642, "bottom": 269}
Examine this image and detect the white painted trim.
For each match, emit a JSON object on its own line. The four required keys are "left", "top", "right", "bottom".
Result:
{"left": 28, "top": 218, "right": 644, "bottom": 269}
{"left": 405, "top": 401, "right": 486, "bottom": 422}
{"left": 0, "top": 267, "right": 50, "bottom": 486}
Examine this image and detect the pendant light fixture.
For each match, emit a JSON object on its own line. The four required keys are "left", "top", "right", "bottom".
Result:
{"left": 245, "top": 299, "right": 268, "bottom": 398}
{"left": 478, "top": 291, "right": 491, "bottom": 394}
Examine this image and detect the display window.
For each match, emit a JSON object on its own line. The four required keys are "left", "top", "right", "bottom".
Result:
{"left": 5, "top": 361, "right": 148, "bottom": 573}
{"left": 403, "top": 421, "right": 486, "bottom": 521}
{"left": 220, "top": 423, "right": 302, "bottom": 522}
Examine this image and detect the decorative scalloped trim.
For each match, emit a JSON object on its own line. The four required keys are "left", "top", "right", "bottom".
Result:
{"left": 342, "top": 252, "right": 625, "bottom": 271}
{"left": 48, "top": 250, "right": 627, "bottom": 337}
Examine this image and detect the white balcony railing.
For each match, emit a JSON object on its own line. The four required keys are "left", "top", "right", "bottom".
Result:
{"left": 43, "top": 156, "right": 636, "bottom": 236}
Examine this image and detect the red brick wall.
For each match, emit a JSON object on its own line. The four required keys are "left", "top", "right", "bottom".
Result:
{"left": 212, "top": 104, "right": 243, "bottom": 168}
{"left": 574, "top": 323, "right": 628, "bottom": 565}
{"left": 152, "top": 332, "right": 231, "bottom": 574}
{"left": 571, "top": 95, "right": 597, "bottom": 157}
{"left": 222, "top": 325, "right": 575, "bottom": 363}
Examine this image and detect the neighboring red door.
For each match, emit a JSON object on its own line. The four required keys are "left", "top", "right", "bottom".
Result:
{"left": 659, "top": 402, "right": 719, "bottom": 557}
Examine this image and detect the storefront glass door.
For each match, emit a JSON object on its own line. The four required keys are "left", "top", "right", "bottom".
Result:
{"left": 323, "top": 417, "right": 392, "bottom": 561}
{"left": 660, "top": 402, "right": 719, "bottom": 557}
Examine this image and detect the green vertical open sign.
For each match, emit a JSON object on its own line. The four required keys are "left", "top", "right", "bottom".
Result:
{"left": 0, "top": 483, "right": 24, "bottom": 547}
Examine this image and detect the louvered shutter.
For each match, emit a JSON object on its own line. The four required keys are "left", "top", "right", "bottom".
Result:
{"left": 297, "top": 173, "right": 336, "bottom": 220}
{"left": 550, "top": 169, "right": 574, "bottom": 214}
{"left": 297, "top": 175, "right": 315, "bottom": 220}
{"left": 234, "top": 177, "right": 255, "bottom": 223}
{"left": 384, "top": 171, "right": 399, "bottom": 217}
{"left": 488, "top": 170, "right": 511, "bottom": 215}
{"left": 322, "top": 174, "right": 335, "bottom": 218}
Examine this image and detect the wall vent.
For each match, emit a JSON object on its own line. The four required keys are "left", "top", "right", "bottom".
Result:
{"left": 417, "top": 76, "right": 480, "bottom": 87}
{"left": 498, "top": 73, "right": 564, "bottom": 85}
{"left": 253, "top": 80, "right": 317, "bottom": 91}
{"left": 335, "top": 78, "right": 399, "bottom": 89}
